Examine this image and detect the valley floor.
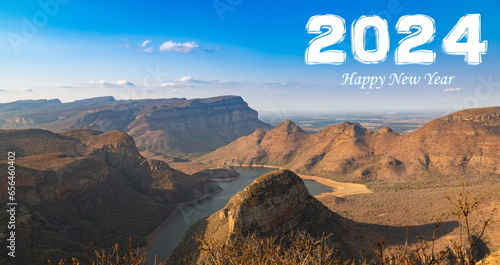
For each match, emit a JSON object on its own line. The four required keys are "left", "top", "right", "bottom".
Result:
{"left": 317, "top": 182, "right": 500, "bottom": 259}
{"left": 165, "top": 158, "right": 500, "bottom": 262}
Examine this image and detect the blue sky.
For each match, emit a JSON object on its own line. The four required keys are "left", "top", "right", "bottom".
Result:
{"left": 0, "top": 0, "right": 499, "bottom": 112}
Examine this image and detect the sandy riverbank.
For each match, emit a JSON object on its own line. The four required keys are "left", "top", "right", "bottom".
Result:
{"left": 227, "top": 164, "right": 373, "bottom": 197}
{"left": 298, "top": 174, "right": 373, "bottom": 197}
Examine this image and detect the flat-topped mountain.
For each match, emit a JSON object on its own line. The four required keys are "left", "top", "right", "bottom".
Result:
{"left": 196, "top": 107, "right": 500, "bottom": 182}
{"left": 0, "top": 96, "right": 271, "bottom": 154}
{"left": 168, "top": 170, "right": 379, "bottom": 264}
{"left": 0, "top": 128, "right": 220, "bottom": 264}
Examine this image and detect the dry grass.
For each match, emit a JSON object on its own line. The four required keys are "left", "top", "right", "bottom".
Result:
{"left": 189, "top": 183, "right": 496, "bottom": 264}
{"left": 49, "top": 239, "right": 157, "bottom": 265}
{"left": 192, "top": 231, "right": 346, "bottom": 265}
{"left": 317, "top": 182, "right": 500, "bottom": 260}
{"left": 44, "top": 183, "right": 497, "bottom": 265}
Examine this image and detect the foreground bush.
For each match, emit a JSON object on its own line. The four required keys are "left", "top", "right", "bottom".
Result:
{"left": 49, "top": 239, "right": 156, "bottom": 265}
{"left": 194, "top": 231, "right": 346, "bottom": 265}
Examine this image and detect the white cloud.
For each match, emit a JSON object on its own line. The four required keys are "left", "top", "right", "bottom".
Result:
{"left": 21, "top": 88, "right": 34, "bottom": 92}
{"left": 140, "top": 40, "right": 151, "bottom": 47}
{"left": 115, "top": 80, "right": 135, "bottom": 86}
{"left": 159, "top": 41, "right": 199, "bottom": 53}
{"left": 179, "top": 76, "right": 194, "bottom": 82}
{"left": 0, "top": 89, "right": 9, "bottom": 92}
{"left": 178, "top": 76, "right": 223, "bottom": 84}
{"left": 160, "top": 82, "right": 177, "bottom": 87}
{"left": 260, "top": 82, "right": 289, "bottom": 87}
{"left": 159, "top": 81, "right": 194, "bottom": 88}
{"left": 139, "top": 47, "right": 153, "bottom": 53}
{"left": 443, "top": 88, "right": 462, "bottom": 92}
{"left": 157, "top": 76, "right": 221, "bottom": 89}
{"left": 85, "top": 80, "right": 135, "bottom": 87}
{"left": 93, "top": 80, "right": 111, "bottom": 86}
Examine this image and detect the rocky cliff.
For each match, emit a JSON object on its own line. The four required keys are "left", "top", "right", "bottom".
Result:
{"left": 0, "top": 128, "right": 220, "bottom": 264}
{"left": 0, "top": 96, "right": 271, "bottom": 155}
{"left": 196, "top": 107, "right": 500, "bottom": 183}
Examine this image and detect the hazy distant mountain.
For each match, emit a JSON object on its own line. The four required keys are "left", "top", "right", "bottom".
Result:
{"left": 0, "top": 128, "right": 220, "bottom": 264}
{"left": 196, "top": 107, "right": 500, "bottom": 182}
{"left": 0, "top": 96, "right": 271, "bottom": 155}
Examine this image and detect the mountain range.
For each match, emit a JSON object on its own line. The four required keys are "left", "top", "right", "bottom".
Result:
{"left": 195, "top": 107, "right": 500, "bottom": 183}
{"left": 0, "top": 96, "right": 271, "bottom": 155}
{"left": 0, "top": 96, "right": 498, "bottom": 264}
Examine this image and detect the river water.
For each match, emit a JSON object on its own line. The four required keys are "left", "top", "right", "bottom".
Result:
{"left": 146, "top": 167, "right": 333, "bottom": 263}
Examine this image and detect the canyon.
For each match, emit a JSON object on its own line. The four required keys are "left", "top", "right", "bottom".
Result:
{"left": 0, "top": 96, "right": 271, "bottom": 155}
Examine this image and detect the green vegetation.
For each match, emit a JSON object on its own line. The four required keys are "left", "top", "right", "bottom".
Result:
{"left": 168, "top": 152, "right": 209, "bottom": 162}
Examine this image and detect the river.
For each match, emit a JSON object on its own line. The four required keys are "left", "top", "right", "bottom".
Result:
{"left": 145, "top": 166, "right": 333, "bottom": 263}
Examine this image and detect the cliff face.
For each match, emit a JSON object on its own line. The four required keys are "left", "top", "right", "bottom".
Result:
{"left": 0, "top": 96, "right": 271, "bottom": 154}
{"left": 0, "top": 128, "right": 220, "bottom": 264}
{"left": 197, "top": 107, "right": 500, "bottom": 182}
{"left": 126, "top": 96, "right": 271, "bottom": 154}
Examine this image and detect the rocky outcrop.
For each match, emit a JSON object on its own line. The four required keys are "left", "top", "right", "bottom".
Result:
{"left": 169, "top": 169, "right": 379, "bottom": 264}
{"left": 197, "top": 107, "right": 500, "bottom": 182}
{"left": 219, "top": 170, "right": 332, "bottom": 237}
{"left": 192, "top": 168, "right": 240, "bottom": 180}
{"left": 0, "top": 96, "right": 271, "bottom": 154}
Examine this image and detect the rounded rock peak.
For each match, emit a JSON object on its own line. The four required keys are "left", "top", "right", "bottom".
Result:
{"left": 231, "top": 169, "right": 310, "bottom": 209}
{"left": 274, "top": 120, "right": 305, "bottom": 135}
{"left": 377, "top": 127, "right": 395, "bottom": 134}
{"left": 87, "top": 130, "right": 135, "bottom": 146}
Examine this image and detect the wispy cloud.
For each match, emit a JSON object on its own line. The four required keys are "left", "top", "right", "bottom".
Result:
{"left": 159, "top": 76, "right": 226, "bottom": 88}
{"left": 137, "top": 40, "right": 154, "bottom": 53}
{"left": 179, "top": 76, "right": 196, "bottom": 82}
{"left": 139, "top": 47, "right": 153, "bottom": 53}
{"left": 0, "top": 89, "right": 9, "bottom": 92}
{"left": 159, "top": 41, "right": 199, "bottom": 53}
{"left": 118, "top": 39, "right": 132, "bottom": 48}
{"left": 56, "top": 84, "right": 74, "bottom": 89}
{"left": 160, "top": 82, "right": 177, "bottom": 87}
{"left": 85, "top": 80, "right": 136, "bottom": 87}
{"left": 21, "top": 88, "right": 34, "bottom": 92}
{"left": 443, "top": 88, "right": 462, "bottom": 92}
{"left": 178, "top": 76, "right": 228, "bottom": 84}
{"left": 140, "top": 40, "right": 151, "bottom": 48}
{"left": 259, "top": 82, "right": 290, "bottom": 87}
{"left": 115, "top": 80, "right": 135, "bottom": 86}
